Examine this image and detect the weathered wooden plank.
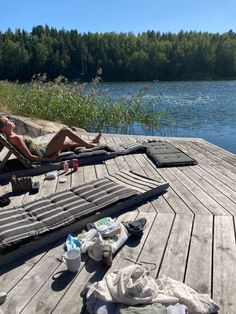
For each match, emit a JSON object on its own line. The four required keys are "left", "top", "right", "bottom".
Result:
{"left": 5, "top": 192, "right": 25, "bottom": 209}
{"left": 52, "top": 209, "right": 141, "bottom": 314}
{"left": 1, "top": 135, "right": 235, "bottom": 314}
{"left": 51, "top": 258, "right": 104, "bottom": 314}
{"left": 131, "top": 152, "right": 163, "bottom": 181}
{"left": 135, "top": 154, "right": 194, "bottom": 214}
{"left": 83, "top": 164, "right": 97, "bottom": 183}
{"left": 20, "top": 249, "right": 89, "bottom": 314}
{"left": 196, "top": 163, "right": 236, "bottom": 192}
{"left": 107, "top": 211, "right": 157, "bottom": 272}
{"left": 190, "top": 165, "right": 236, "bottom": 203}
{"left": 138, "top": 212, "right": 175, "bottom": 277}
{"left": 16, "top": 164, "right": 88, "bottom": 314}
{"left": 0, "top": 245, "right": 63, "bottom": 314}
{"left": 101, "top": 135, "right": 119, "bottom": 174}
{"left": 0, "top": 251, "right": 46, "bottom": 294}
{"left": 123, "top": 153, "right": 147, "bottom": 175}
{"left": 174, "top": 140, "right": 236, "bottom": 184}
{"left": 39, "top": 172, "right": 58, "bottom": 197}
{"left": 213, "top": 216, "right": 236, "bottom": 314}
{"left": 118, "top": 135, "right": 156, "bottom": 175}
{"left": 158, "top": 213, "right": 193, "bottom": 282}
{"left": 182, "top": 167, "right": 236, "bottom": 215}
{"left": 159, "top": 167, "right": 211, "bottom": 215}
{"left": 104, "top": 156, "right": 119, "bottom": 174}
{"left": 0, "top": 179, "right": 25, "bottom": 209}
{"left": 167, "top": 167, "right": 230, "bottom": 215}
{"left": 22, "top": 174, "right": 46, "bottom": 204}
{"left": 185, "top": 215, "right": 213, "bottom": 295}
{"left": 150, "top": 196, "right": 175, "bottom": 214}
{"left": 187, "top": 141, "right": 236, "bottom": 174}
{"left": 71, "top": 165, "right": 84, "bottom": 186}
{"left": 0, "top": 143, "right": 53, "bottom": 293}
{"left": 111, "top": 137, "right": 131, "bottom": 172}
{"left": 94, "top": 162, "right": 108, "bottom": 178}
{"left": 0, "top": 161, "right": 85, "bottom": 309}
{"left": 56, "top": 168, "right": 72, "bottom": 192}
{"left": 193, "top": 140, "right": 236, "bottom": 164}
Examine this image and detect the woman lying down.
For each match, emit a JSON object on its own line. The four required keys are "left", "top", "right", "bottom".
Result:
{"left": 0, "top": 116, "right": 102, "bottom": 161}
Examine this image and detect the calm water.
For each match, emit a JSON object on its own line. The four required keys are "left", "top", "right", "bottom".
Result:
{"left": 97, "top": 81, "right": 236, "bottom": 154}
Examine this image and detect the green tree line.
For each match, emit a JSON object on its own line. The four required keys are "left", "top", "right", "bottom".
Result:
{"left": 0, "top": 25, "right": 236, "bottom": 82}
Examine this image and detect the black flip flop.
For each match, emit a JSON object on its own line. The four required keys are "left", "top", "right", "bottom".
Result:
{"left": 122, "top": 218, "right": 147, "bottom": 237}
{"left": 0, "top": 197, "right": 11, "bottom": 208}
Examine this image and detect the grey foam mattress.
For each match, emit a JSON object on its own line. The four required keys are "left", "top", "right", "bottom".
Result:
{"left": 58, "top": 141, "right": 197, "bottom": 167}
{"left": 4, "top": 140, "right": 197, "bottom": 171}
{"left": 0, "top": 171, "right": 169, "bottom": 255}
{"left": 144, "top": 142, "right": 197, "bottom": 167}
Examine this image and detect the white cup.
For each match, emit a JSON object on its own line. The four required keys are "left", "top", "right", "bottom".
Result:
{"left": 61, "top": 249, "right": 81, "bottom": 273}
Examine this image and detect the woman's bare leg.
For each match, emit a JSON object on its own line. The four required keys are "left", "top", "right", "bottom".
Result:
{"left": 46, "top": 127, "right": 102, "bottom": 156}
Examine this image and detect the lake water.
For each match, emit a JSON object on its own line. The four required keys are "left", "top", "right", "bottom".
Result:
{"left": 97, "top": 81, "right": 236, "bottom": 154}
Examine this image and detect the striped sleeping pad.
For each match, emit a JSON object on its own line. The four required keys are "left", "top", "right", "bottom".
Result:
{"left": 0, "top": 171, "right": 169, "bottom": 253}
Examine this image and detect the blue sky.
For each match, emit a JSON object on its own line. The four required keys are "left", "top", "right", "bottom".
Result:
{"left": 0, "top": 0, "right": 235, "bottom": 34}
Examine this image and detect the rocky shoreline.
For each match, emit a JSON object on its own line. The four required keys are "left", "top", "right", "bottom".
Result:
{"left": 0, "top": 113, "right": 86, "bottom": 137}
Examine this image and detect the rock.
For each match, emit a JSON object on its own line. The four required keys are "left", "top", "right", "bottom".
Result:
{"left": 0, "top": 113, "right": 86, "bottom": 137}
{"left": 0, "top": 291, "right": 7, "bottom": 305}
{"left": 11, "top": 115, "right": 67, "bottom": 137}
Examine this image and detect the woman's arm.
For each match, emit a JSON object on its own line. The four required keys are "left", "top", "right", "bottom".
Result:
{"left": 9, "top": 136, "right": 54, "bottom": 161}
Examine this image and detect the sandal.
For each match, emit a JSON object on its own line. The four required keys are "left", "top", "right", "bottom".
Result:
{"left": 122, "top": 218, "right": 147, "bottom": 237}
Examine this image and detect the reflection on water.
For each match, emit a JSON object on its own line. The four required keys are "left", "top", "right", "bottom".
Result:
{"left": 96, "top": 81, "right": 236, "bottom": 154}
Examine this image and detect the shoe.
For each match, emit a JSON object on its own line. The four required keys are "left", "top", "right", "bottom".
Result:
{"left": 0, "top": 291, "right": 7, "bottom": 305}
{"left": 0, "top": 197, "right": 11, "bottom": 208}
{"left": 122, "top": 218, "right": 147, "bottom": 238}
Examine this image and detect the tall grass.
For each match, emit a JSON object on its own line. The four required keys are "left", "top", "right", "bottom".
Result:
{"left": 0, "top": 74, "right": 164, "bottom": 133}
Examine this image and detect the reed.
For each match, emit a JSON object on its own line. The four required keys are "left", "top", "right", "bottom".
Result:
{"left": 0, "top": 74, "right": 164, "bottom": 133}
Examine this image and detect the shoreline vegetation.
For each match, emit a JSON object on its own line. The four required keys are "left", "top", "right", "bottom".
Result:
{"left": 1, "top": 26, "right": 235, "bottom": 134}
{"left": 0, "top": 26, "right": 236, "bottom": 82}
{"left": 0, "top": 74, "right": 164, "bottom": 133}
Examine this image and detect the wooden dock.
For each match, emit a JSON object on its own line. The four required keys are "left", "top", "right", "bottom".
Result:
{"left": 0, "top": 134, "right": 236, "bottom": 314}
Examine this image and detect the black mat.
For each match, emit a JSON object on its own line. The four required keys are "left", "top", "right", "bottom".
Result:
{"left": 1, "top": 140, "right": 197, "bottom": 181}
{"left": 145, "top": 142, "right": 197, "bottom": 167}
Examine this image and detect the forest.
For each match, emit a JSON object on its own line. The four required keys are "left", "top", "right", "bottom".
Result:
{"left": 0, "top": 25, "right": 236, "bottom": 82}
